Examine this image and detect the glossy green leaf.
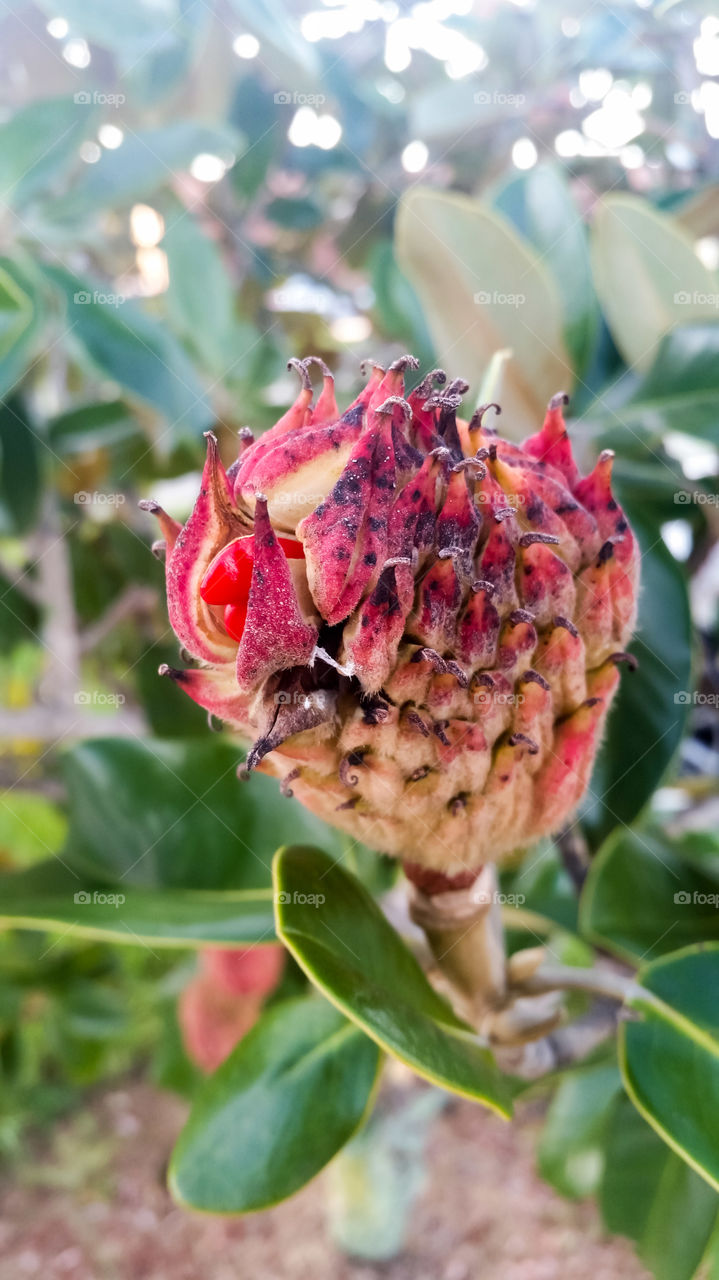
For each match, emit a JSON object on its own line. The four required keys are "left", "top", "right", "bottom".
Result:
{"left": 581, "top": 829, "right": 719, "bottom": 963}
{"left": 612, "top": 322, "right": 719, "bottom": 444}
{"left": 0, "top": 859, "right": 275, "bottom": 947}
{"left": 48, "top": 123, "right": 242, "bottom": 220}
{"left": 591, "top": 195, "right": 719, "bottom": 372}
{"left": 169, "top": 996, "right": 380, "bottom": 1212}
{"left": 0, "top": 265, "right": 33, "bottom": 361}
{"left": 0, "top": 97, "right": 90, "bottom": 208}
{"left": 538, "top": 1062, "right": 621, "bottom": 1198}
{"left": 161, "top": 203, "right": 237, "bottom": 374}
{"left": 600, "top": 1092, "right": 718, "bottom": 1279}
{"left": 491, "top": 162, "right": 600, "bottom": 377}
{"left": 47, "top": 400, "right": 141, "bottom": 455}
{"left": 0, "top": 396, "right": 41, "bottom": 535}
{"left": 0, "top": 256, "right": 47, "bottom": 399}
{"left": 581, "top": 504, "right": 692, "bottom": 847}
{"left": 42, "top": 265, "right": 212, "bottom": 437}
{"left": 62, "top": 737, "right": 344, "bottom": 890}
{"left": 273, "top": 846, "right": 511, "bottom": 1113}
{"left": 621, "top": 945, "right": 719, "bottom": 1193}
{"left": 395, "top": 187, "right": 571, "bottom": 435}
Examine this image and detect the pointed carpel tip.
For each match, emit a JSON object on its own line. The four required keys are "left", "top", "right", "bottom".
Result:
{"left": 287, "top": 357, "right": 312, "bottom": 391}
{"left": 388, "top": 353, "right": 420, "bottom": 373}
{"left": 158, "top": 663, "right": 183, "bottom": 681}
{"left": 303, "top": 354, "right": 333, "bottom": 380}
{"left": 375, "top": 395, "right": 411, "bottom": 422}
{"left": 469, "top": 402, "right": 501, "bottom": 431}
{"left": 138, "top": 498, "right": 159, "bottom": 513}
{"left": 549, "top": 391, "right": 570, "bottom": 410}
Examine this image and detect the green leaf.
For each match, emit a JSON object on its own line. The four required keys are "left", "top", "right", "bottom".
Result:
{"left": 590, "top": 195, "right": 719, "bottom": 372}
{"left": 273, "top": 845, "right": 511, "bottom": 1113}
{"left": 621, "top": 945, "right": 719, "bottom": 1193}
{"left": 160, "top": 202, "right": 237, "bottom": 374}
{"left": 0, "top": 790, "right": 66, "bottom": 868}
{"left": 33, "top": 0, "right": 183, "bottom": 58}
{"left": 227, "top": 0, "right": 320, "bottom": 81}
{"left": 581, "top": 504, "right": 692, "bottom": 847}
{"left": 600, "top": 1092, "right": 718, "bottom": 1280}
{"left": 47, "top": 400, "right": 141, "bottom": 455}
{"left": 0, "top": 97, "right": 90, "bottom": 208}
{"left": 169, "top": 996, "right": 380, "bottom": 1212}
{"left": 581, "top": 829, "right": 719, "bottom": 963}
{"left": 0, "top": 859, "right": 275, "bottom": 947}
{"left": 0, "top": 265, "right": 33, "bottom": 360}
{"left": 41, "top": 265, "right": 212, "bottom": 437}
{"left": 62, "top": 737, "right": 343, "bottom": 890}
{"left": 611, "top": 322, "right": 719, "bottom": 444}
{"left": 0, "top": 396, "right": 41, "bottom": 535}
{"left": 395, "top": 187, "right": 571, "bottom": 435}
{"left": 538, "top": 1062, "right": 621, "bottom": 1198}
{"left": 48, "top": 122, "right": 242, "bottom": 220}
{"left": 491, "top": 162, "right": 600, "bottom": 378}
{"left": 0, "top": 256, "right": 47, "bottom": 399}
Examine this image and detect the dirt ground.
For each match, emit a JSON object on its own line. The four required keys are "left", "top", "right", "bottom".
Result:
{"left": 0, "top": 1081, "right": 648, "bottom": 1280}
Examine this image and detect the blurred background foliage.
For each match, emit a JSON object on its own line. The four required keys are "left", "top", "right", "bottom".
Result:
{"left": 0, "top": 0, "right": 718, "bottom": 1270}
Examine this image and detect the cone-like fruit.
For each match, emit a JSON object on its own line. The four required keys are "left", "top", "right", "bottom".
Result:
{"left": 145, "top": 357, "right": 638, "bottom": 879}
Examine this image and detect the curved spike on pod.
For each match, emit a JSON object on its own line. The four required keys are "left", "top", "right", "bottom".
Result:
{"left": 245, "top": 684, "right": 337, "bottom": 773}
{"left": 233, "top": 359, "right": 315, "bottom": 496}
{"left": 375, "top": 395, "right": 412, "bottom": 423}
{"left": 367, "top": 355, "right": 419, "bottom": 414}
{"left": 304, "top": 356, "right": 338, "bottom": 424}
{"left": 165, "top": 434, "right": 247, "bottom": 663}
{"left": 235, "top": 496, "right": 318, "bottom": 692}
{"left": 139, "top": 499, "right": 182, "bottom": 554}
{"left": 410, "top": 369, "right": 447, "bottom": 402}
{"left": 523, "top": 391, "right": 579, "bottom": 488}
{"left": 468, "top": 403, "right": 501, "bottom": 435}
{"left": 158, "top": 664, "right": 255, "bottom": 733}
{"left": 436, "top": 467, "right": 481, "bottom": 577}
{"left": 238, "top": 426, "right": 255, "bottom": 453}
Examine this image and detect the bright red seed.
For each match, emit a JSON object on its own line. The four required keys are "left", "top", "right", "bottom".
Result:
{"left": 200, "top": 534, "right": 305, "bottom": 642}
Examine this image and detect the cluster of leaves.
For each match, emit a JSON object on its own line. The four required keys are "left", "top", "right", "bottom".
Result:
{"left": 0, "top": 0, "right": 718, "bottom": 1274}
